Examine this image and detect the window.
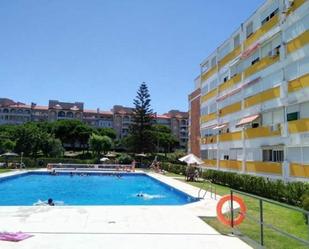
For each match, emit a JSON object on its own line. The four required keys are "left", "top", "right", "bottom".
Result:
{"left": 202, "top": 61, "right": 209, "bottom": 73}
{"left": 251, "top": 57, "right": 260, "bottom": 65}
{"left": 246, "top": 22, "right": 253, "bottom": 38}
{"left": 261, "top": 8, "right": 279, "bottom": 26}
{"left": 234, "top": 34, "right": 240, "bottom": 48}
{"left": 287, "top": 112, "right": 299, "bottom": 121}
{"left": 263, "top": 148, "right": 284, "bottom": 162}
{"left": 223, "top": 76, "right": 228, "bottom": 82}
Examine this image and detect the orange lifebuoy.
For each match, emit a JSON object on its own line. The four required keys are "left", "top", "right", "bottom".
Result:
{"left": 216, "top": 195, "right": 246, "bottom": 226}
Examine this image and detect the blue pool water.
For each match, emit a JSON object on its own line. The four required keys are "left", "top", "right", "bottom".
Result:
{"left": 0, "top": 172, "right": 197, "bottom": 206}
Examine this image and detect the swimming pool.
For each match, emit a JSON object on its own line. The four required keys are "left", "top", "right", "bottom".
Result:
{"left": 0, "top": 172, "right": 197, "bottom": 206}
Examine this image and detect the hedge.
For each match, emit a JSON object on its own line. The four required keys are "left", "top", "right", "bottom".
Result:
{"left": 161, "top": 163, "right": 309, "bottom": 207}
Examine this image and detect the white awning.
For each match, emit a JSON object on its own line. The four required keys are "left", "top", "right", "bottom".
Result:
{"left": 213, "top": 124, "right": 227, "bottom": 130}
{"left": 236, "top": 114, "right": 260, "bottom": 127}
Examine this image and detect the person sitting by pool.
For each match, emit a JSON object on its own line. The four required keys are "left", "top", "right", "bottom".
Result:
{"left": 47, "top": 198, "right": 55, "bottom": 206}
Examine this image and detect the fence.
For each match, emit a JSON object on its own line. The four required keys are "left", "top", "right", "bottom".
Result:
{"left": 230, "top": 189, "right": 309, "bottom": 248}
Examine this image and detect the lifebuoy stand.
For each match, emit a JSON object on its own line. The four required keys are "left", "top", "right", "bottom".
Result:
{"left": 216, "top": 195, "right": 247, "bottom": 226}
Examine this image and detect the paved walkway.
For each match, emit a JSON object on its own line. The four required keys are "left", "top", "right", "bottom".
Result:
{"left": 0, "top": 170, "right": 251, "bottom": 249}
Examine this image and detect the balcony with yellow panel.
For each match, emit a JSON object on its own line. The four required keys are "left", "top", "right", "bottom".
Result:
{"left": 286, "top": 0, "right": 306, "bottom": 15}
{"left": 201, "top": 66, "right": 218, "bottom": 82}
{"left": 288, "top": 73, "right": 309, "bottom": 92}
{"left": 218, "top": 131, "right": 242, "bottom": 142}
{"left": 244, "top": 125, "right": 281, "bottom": 139}
{"left": 219, "top": 102, "right": 241, "bottom": 117}
{"left": 201, "top": 88, "right": 217, "bottom": 103}
{"left": 245, "top": 161, "right": 282, "bottom": 175}
{"left": 218, "top": 46, "right": 241, "bottom": 69}
{"left": 286, "top": 30, "right": 309, "bottom": 54}
{"left": 244, "top": 86, "right": 280, "bottom": 108}
{"left": 288, "top": 118, "right": 309, "bottom": 134}
{"left": 200, "top": 112, "right": 217, "bottom": 123}
{"left": 218, "top": 74, "right": 241, "bottom": 92}
{"left": 201, "top": 135, "right": 217, "bottom": 144}
{"left": 290, "top": 163, "right": 309, "bottom": 178}
{"left": 243, "top": 55, "right": 279, "bottom": 79}
{"left": 204, "top": 159, "right": 217, "bottom": 168}
{"left": 244, "top": 15, "right": 279, "bottom": 48}
{"left": 219, "top": 160, "right": 242, "bottom": 171}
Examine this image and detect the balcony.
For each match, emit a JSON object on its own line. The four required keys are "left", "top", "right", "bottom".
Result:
{"left": 286, "top": 0, "right": 306, "bottom": 15}
{"left": 290, "top": 163, "right": 309, "bottom": 178}
{"left": 244, "top": 125, "right": 281, "bottom": 139}
{"left": 288, "top": 118, "right": 309, "bottom": 134}
{"left": 218, "top": 46, "right": 241, "bottom": 69}
{"left": 219, "top": 160, "right": 242, "bottom": 171}
{"left": 286, "top": 30, "right": 309, "bottom": 54}
{"left": 245, "top": 161, "right": 282, "bottom": 175}
{"left": 200, "top": 112, "right": 217, "bottom": 123}
{"left": 201, "top": 88, "right": 217, "bottom": 103}
{"left": 219, "top": 101, "right": 241, "bottom": 117}
{"left": 218, "top": 74, "right": 241, "bottom": 92}
{"left": 288, "top": 73, "right": 309, "bottom": 92}
{"left": 201, "top": 66, "right": 218, "bottom": 82}
{"left": 201, "top": 135, "right": 217, "bottom": 144}
{"left": 243, "top": 55, "right": 279, "bottom": 79}
{"left": 244, "top": 15, "right": 279, "bottom": 48}
{"left": 218, "top": 131, "right": 242, "bottom": 142}
{"left": 204, "top": 159, "right": 217, "bottom": 167}
{"left": 244, "top": 86, "right": 280, "bottom": 108}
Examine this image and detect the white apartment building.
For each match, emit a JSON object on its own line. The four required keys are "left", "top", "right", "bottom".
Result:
{"left": 192, "top": 0, "right": 309, "bottom": 181}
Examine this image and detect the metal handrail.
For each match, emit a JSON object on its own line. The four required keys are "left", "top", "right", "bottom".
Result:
{"left": 198, "top": 179, "right": 216, "bottom": 199}
{"left": 230, "top": 189, "right": 309, "bottom": 247}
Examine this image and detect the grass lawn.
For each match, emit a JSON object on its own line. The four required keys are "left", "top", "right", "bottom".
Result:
{"left": 0, "top": 169, "right": 12, "bottom": 174}
{"left": 171, "top": 174, "right": 309, "bottom": 249}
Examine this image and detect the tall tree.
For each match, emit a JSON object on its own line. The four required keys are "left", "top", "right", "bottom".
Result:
{"left": 129, "top": 82, "right": 154, "bottom": 153}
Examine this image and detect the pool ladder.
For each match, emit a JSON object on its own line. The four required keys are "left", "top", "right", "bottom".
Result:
{"left": 197, "top": 179, "right": 217, "bottom": 200}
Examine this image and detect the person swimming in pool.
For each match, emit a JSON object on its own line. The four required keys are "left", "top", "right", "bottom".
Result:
{"left": 136, "top": 192, "right": 144, "bottom": 197}
{"left": 47, "top": 198, "right": 55, "bottom": 206}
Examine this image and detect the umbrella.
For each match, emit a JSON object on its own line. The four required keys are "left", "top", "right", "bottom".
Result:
{"left": 135, "top": 153, "right": 147, "bottom": 157}
{"left": 178, "top": 153, "right": 204, "bottom": 165}
{"left": 0, "top": 152, "right": 19, "bottom": 157}
{"left": 105, "top": 152, "right": 116, "bottom": 158}
{"left": 100, "top": 157, "right": 109, "bottom": 162}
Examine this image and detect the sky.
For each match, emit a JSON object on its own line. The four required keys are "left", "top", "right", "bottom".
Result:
{"left": 0, "top": 0, "right": 264, "bottom": 113}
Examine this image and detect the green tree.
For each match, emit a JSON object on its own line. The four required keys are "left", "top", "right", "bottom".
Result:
{"left": 53, "top": 120, "right": 93, "bottom": 150}
{"left": 96, "top": 127, "right": 117, "bottom": 140}
{"left": 152, "top": 125, "right": 179, "bottom": 154}
{"left": 89, "top": 134, "right": 113, "bottom": 157}
{"left": 0, "top": 139, "right": 16, "bottom": 153}
{"left": 13, "top": 123, "right": 49, "bottom": 157}
{"left": 129, "top": 82, "right": 154, "bottom": 153}
{"left": 41, "top": 137, "right": 64, "bottom": 157}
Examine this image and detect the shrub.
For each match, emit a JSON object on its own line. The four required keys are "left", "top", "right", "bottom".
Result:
{"left": 162, "top": 164, "right": 309, "bottom": 207}
{"left": 117, "top": 154, "right": 133, "bottom": 164}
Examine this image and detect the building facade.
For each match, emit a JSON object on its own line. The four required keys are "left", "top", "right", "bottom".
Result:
{"left": 0, "top": 99, "right": 113, "bottom": 129}
{"left": 112, "top": 105, "right": 188, "bottom": 148}
{"left": 188, "top": 77, "right": 201, "bottom": 157}
{"left": 189, "top": 0, "right": 309, "bottom": 181}
{"left": 0, "top": 100, "right": 188, "bottom": 147}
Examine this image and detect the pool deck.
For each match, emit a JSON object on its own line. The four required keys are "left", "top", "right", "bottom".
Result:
{"left": 0, "top": 170, "right": 251, "bottom": 249}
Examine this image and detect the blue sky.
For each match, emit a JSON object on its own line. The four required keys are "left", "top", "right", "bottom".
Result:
{"left": 0, "top": 0, "right": 264, "bottom": 113}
